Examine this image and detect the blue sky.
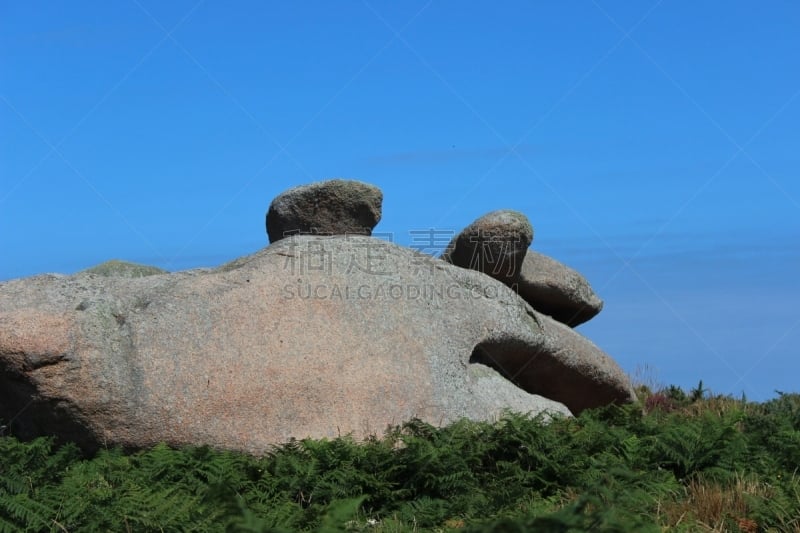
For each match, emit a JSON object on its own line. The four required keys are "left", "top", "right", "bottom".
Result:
{"left": 1, "top": 1, "right": 798, "bottom": 401}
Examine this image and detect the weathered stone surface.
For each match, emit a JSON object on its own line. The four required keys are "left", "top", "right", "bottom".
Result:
{"left": 0, "top": 236, "right": 589, "bottom": 455}
{"left": 80, "top": 259, "right": 167, "bottom": 278}
{"left": 517, "top": 251, "right": 603, "bottom": 327}
{"left": 441, "top": 210, "right": 533, "bottom": 286}
{"left": 266, "top": 179, "right": 382, "bottom": 243}
{"left": 471, "top": 312, "right": 636, "bottom": 415}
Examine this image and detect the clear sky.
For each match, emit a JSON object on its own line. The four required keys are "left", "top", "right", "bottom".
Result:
{"left": 2, "top": 1, "right": 798, "bottom": 401}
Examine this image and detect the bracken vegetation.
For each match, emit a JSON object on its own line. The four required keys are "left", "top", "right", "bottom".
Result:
{"left": 1, "top": 384, "right": 799, "bottom": 532}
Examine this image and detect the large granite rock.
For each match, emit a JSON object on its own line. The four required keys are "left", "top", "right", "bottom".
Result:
{"left": 517, "top": 251, "right": 604, "bottom": 327}
{"left": 441, "top": 210, "right": 533, "bottom": 286}
{"left": 266, "top": 179, "right": 382, "bottom": 243}
{"left": 0, "top": 236, "right": 595, "bottom": 455}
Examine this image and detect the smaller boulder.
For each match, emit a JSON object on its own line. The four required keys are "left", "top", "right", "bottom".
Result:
{"left": 441, "top": 210, "right": 533, "bottom": 286}
{"left": 517, "top": 251, "right": 603, "bottom": 327}
{"left": 266, "top": 179, "right": 382, "bottom": 243}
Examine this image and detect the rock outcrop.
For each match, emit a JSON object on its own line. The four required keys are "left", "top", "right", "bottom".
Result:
{"left": 471, "top": 312, "right": 634, "bottom": 414}
{"left": 517, "top": 251, "right": 604, "bottom": 327}
{"left": 0, "top": 179, "right": 636, "bottom": 455}
{"left": 1, "top": 236, "right": 580, "bottom": 454}
{"left": 441, "top": 210, "right": 533, "bottom": 286}
{"left": 266, "top": 179, "right": 382, "bottom": 243}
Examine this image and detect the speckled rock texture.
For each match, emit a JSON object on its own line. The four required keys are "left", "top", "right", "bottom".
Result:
{"left": 80, "top": 259, "right": 167, "bottom": 278}
{"left": 517, "top": 251, "right": 604, "bottom": 327}
{"left": 472, "top": 312, "right": 635, "bottom": 415}
{"left": 0, "top": 235, "right": 629, "bottom": 455}
{"left": 266, "top": 179, "right": 383, "bottom": 243}
{"left": 441, "top": 210, "right": 533, "bottom": 286}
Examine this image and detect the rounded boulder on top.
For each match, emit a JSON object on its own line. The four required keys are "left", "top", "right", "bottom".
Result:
{"left": 440, "top": 209, "right": 534, "bottom": 286}
{"left": 265, "top": 179, "right": 383, "bottom": 243}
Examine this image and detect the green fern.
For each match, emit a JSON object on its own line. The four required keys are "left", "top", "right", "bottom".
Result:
{"left": 1, "top": 386, "right": 799, "bottom": 531}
